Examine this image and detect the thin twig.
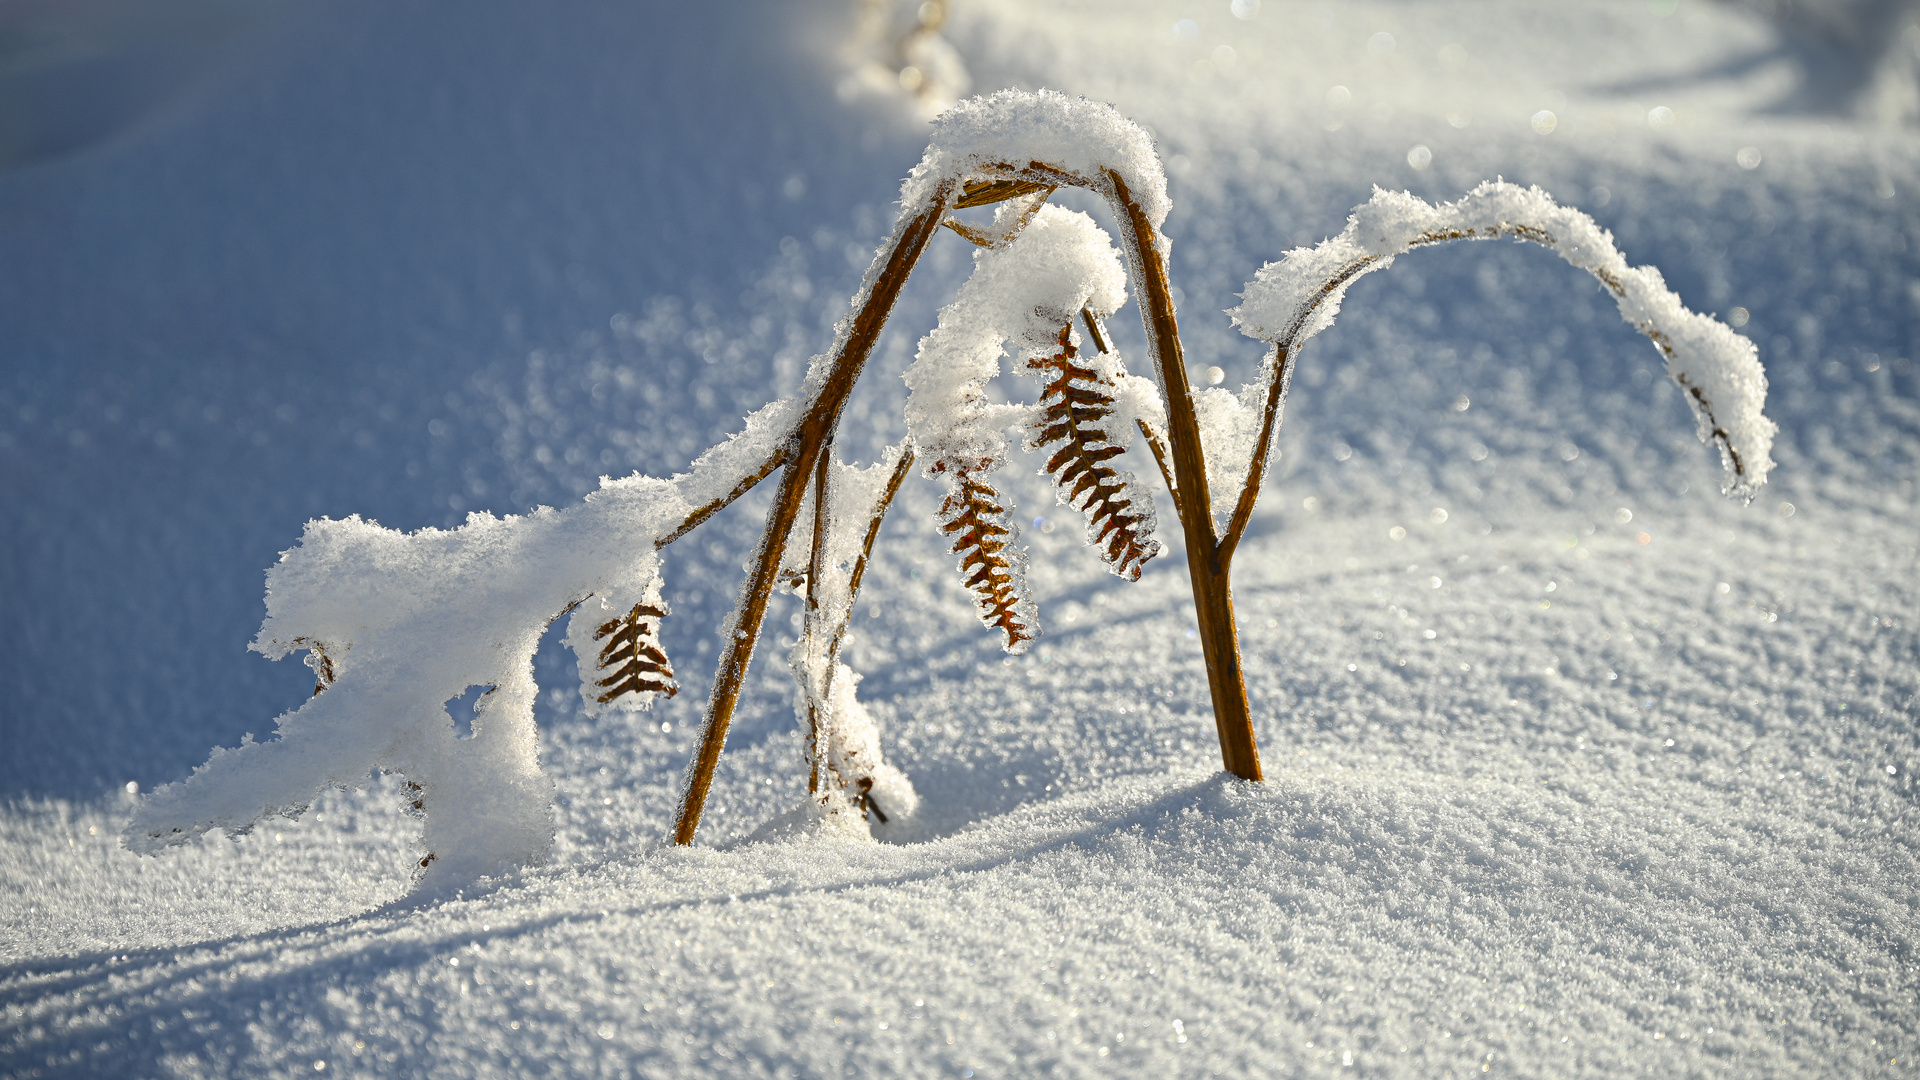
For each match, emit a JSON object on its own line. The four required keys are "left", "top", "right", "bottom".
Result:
{"left": 802, "top": 446, "right": 834, "bottom": 794}
{"left": 1078, "top": 308, "right": 1110, "bottom": 353}
{"left": 1216, "top": 256, "right": 1374, "bottom": 569}
{"left": 825, "top": 444, "right": 915, "bottom": 670}
{"left": 955, "top": 178, "right": 1052, "bottom": 208}
{"left": 656, "top": 448, "right": 791, "bottom": 549}
{"left": 942, "top": 188, "right": 1053, "bottom": 250}
{"left": 1080, "top": 307, "right": 1182, "bottom": 531}
{"left": 1135, "top": 418, "right": 1180, "bottom": 524}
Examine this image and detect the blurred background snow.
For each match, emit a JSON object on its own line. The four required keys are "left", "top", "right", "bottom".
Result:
{"left": 2, "top": 1, "right": 1917, "bottom": 1076}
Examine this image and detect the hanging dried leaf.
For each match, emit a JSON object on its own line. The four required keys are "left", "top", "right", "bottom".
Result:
{"left": 593, "top": 602, "right": 679, "bottom": 704}
{"left": 955, "top": 177, "right": 1053, "bottom": 208}
{"left": 933, "top": 463, "right": 1037, "bottom": 653}
{"left": 1026, "top": 325, "right": 1162, "bottom": 580}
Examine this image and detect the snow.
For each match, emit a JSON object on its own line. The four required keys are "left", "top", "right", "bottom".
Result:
{"left": 3, "top": 0, "right": 1917, "bottom": 1076}
{"left": 904, "top": 202, "right": 1128, "bottom": 480}
{"left": 125, "top": 395, "right": 806, "bottom": 887}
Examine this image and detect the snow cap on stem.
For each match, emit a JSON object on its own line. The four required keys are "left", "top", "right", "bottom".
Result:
{"left": 905, "top": 89, "right": 1169, "bottom": 231}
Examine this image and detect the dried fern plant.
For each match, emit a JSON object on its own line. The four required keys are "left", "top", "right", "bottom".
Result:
{"left": 128, "top": 91, "right": 1772, "bottom": 888}
{"left": 1025, "top": 322, "right": 1161, "bottom": 581}
{"left": 592, "top": 602, "right": 677, "bottom": 705}
{"left": 934, "top": 461, "right": 1038, "bottom": 652}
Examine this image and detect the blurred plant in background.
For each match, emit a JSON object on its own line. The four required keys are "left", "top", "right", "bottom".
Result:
{"left": 839, "top": 0, "right": 970, "bottom": 119}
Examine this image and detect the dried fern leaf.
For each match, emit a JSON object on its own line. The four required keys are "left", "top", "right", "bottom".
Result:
{"left": 301, "top": 640, "right": 339, "bottom": 697}
{"left": 955, "top": 177, "right": 1052, "bottom": 208}
{"left": 933, "top": 463, "right": 1037, "bottom": 653}
{"left": 593, "top": 602, "right": 679, "bottom": 704}
{"left": 1025, "top": 326, "right": 1162, "bottom": 580}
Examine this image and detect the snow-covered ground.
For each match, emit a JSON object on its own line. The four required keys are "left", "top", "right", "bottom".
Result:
{"left": 3, "top": 1, "right": 1916, "bottom": 1076}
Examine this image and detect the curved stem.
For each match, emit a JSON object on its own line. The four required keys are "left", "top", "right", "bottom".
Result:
{"left": 1219, "top": 255, "right": 1376, "bottom": 567}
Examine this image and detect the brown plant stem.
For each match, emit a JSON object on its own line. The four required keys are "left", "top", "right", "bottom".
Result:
{"left": 803, "top": 447, "right": 834, "bottom": 795}
{"left": 1216, "top": 255, "right": 1375, "bottom": 568}
{"left": 1099, "top": 167, "right": 1262, "bottom": 782}
{"left": 674, "top": 189, "right": 952, "bottom": 845}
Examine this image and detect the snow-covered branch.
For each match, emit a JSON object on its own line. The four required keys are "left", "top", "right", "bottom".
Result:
{"left": 125, "top": 398, "right": 801, "bottom": 886}
{"left": 1228, "top": 182, "right": 1776, "bottom": 515}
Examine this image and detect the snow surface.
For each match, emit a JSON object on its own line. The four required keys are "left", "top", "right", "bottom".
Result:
{"left": 3, "top": 0, "right": 1918, "bottom": 1077}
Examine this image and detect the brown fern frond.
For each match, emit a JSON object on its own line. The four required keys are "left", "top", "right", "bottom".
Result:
{"left": 933, "top": 463, "right": 1037, "bottom": 653}
{"left": 593, "top": 603, "right": 679, "bottom": 704}
{"left": 1026, "top": 325, "right": 1162, "bottom": 580}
